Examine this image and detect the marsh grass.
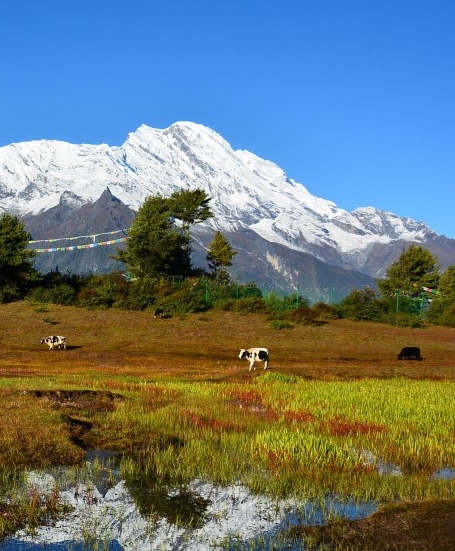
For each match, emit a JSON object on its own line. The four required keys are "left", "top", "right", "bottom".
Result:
{"left": 1, "top": 302, "right": 455, "bottom": 543}
{"left": 0, "top": 469, "right": 70, "bottom": 540}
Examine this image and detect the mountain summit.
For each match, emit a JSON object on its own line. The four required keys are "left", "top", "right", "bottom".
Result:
{"left": 1, "top": 122, "right": 454, "bottom": 295}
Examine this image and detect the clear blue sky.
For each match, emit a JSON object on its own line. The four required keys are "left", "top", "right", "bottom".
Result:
{"left": 1, "top": 1, "right": 454, "bottom": 237}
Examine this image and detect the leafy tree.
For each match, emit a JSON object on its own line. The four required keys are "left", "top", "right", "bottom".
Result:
{"left": 436, "top": 265, "right": 455, "bottom": 301}
{"left": 426, "top": 265, "right": 455, "bottom": 326}
{"left": 206, "top": 230, "right": 237, "bottom": 281}
{"left": 169, "top": 188, "right": 213, "bottom": 273}
{"left": 0, "top": 213, "right": 38, "bottom": 302}
{"left": 168, "top": 188, "right": 213, "bottom": 231}
{"left": 114, "top": 195, "right": 188, "bottom": 279}
{"left": 377, "top": 245, "right": 440, "bottom": 299}
{"left": 114, "top": 190, "right": 213, "bottom": 279}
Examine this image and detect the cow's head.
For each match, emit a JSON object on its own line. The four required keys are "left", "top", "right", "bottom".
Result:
{"left": 239, "top": 349, "right": 248, "bottom": 359}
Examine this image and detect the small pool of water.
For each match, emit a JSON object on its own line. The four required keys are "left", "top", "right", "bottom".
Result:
{"left": 3, "top": 449, "right": 421, "bottom": 551}
{"left": 0, "top": 540, "right": 123, "bottom": 551}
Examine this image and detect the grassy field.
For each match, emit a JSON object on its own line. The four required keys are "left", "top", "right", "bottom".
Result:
{"left": 1, "top": 301, "right": 455, "bottom": 549}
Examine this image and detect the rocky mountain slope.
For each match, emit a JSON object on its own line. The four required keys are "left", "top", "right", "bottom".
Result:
{"left": 1, "top": 122, "right": 454, "bottom": 296}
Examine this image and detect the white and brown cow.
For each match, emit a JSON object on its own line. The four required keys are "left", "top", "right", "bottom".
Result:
{"left": 41, "top": 335, "right": 67, "bottom": 350}
{"left": 239, "top": 348, "right": 269, "bottom": 371}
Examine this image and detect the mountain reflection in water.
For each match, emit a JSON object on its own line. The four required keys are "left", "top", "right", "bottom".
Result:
{"left": 0, "top": 450, "right": 378, "bottom": 551}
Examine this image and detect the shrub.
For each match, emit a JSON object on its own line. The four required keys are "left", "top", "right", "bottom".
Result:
{"left": 312, "top": 302, "right": 339, "bottom": 319}
{"left": 27, "top": 284, "right": 76, "bottom": 306}
{"left": 233, "top": 297, "right": 267, "bottom": 314}
{"left": 77, "top": 272, "right": 131, "bottom": 309}
{"left": 385, "top": 312, "right": 425, "bottom": 328}
{"left": 0, "top": 283, "right": 21, "bottom": 303}
{"left": 288, "top": 305, "right": 319, "bottom": 325}
{"left": 337, "top": 287, "right": 387, "bottom": 322}
{"left": 155, "top": 287, "right": 208, "bottom": 315}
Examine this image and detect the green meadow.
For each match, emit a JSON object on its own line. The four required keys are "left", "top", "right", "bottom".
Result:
{"left": 1, "top": 302, "right": 455, "bottom": 549}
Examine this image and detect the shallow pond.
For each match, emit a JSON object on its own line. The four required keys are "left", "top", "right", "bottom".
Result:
{"left": 0, "top": 450, "right": 378, "bottom": 551}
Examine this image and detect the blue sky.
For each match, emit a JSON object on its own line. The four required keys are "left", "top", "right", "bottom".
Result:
{"left": 1, "top": 1, "right": 454, "bottom": 237}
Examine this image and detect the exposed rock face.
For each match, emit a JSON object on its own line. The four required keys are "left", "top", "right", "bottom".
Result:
{"left": 1, "top": 121, "right": 452, "bottom": 292}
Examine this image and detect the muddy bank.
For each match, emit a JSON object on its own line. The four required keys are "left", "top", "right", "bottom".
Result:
{"left": 290, "top": 499, "right": 455, "bottom": 550}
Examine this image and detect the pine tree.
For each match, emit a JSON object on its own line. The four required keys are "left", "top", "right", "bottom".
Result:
{"left": 0, "top": 213, "right": 38, "bottom": 302}
{"left": 206, "top": 230, "right": 237, "bottom": 281}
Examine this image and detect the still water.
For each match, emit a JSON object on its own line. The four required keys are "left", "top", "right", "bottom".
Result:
{"left": 0, "top": 450, "right": 378, "bottom": 551}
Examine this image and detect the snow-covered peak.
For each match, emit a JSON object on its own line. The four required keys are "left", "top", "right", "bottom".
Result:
{"left": 0, "top": 121, "right": 436, "bottom": 263}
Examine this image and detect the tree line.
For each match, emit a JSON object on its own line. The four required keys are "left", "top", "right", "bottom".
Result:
{"left": 2, "top": 189, "right": 455, "bottom": 327}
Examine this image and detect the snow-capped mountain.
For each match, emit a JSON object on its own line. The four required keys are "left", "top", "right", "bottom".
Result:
{"left": 1, "top": 122, "right": 454, "bottom": 296}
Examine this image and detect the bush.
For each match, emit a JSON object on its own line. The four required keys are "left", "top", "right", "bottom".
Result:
{"left": 0, "top": 283, "right": 22, "bottom": 303}
{"left": 288, "top": 305, "right": 320, "bottom": 325}
{"left": 27, "top": 284, "right": 76, "bottom": 306}
{"left": 154, "top": 287, "right": 208, "bottom": 315}
{"left": 385, "top": 312, "right": 425, "bottom": 328}
{"left": 77, "top": 272, "right": 131, "bottom": 309}
{"left": 265, "top": 293, "right": 307, "bottom": 313}
{"left": 425, "top": 299, "right": 455, "bottom": 327}
{"left": 233, "top": 297, "right": 267, "bottom": 314}
{"left": 337, "top": 287, "right": 387, "bottom": 322}
{"left": 312, "top": 302, "right": 339, "bottom": 319}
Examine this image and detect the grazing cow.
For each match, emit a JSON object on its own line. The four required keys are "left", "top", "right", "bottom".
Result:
{"left": 154, "top": 308, "right": 165, "bottom": 319}
{"left": 239, "top": 348, "right": 269, "bottom": 371}
{"left": 41, "top": 336, "right": 66, "bottom": 350}
{"left": 397, "top": 346, "right": 422, "bottom": 361}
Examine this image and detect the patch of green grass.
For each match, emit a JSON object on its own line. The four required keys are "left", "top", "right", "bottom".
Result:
{"left": 1, "top": 303, "right": 455, "bottom": 546}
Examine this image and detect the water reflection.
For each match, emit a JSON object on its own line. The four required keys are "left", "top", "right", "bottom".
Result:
{"left": 432, "top": 467, "right": 455, "bottom": 480}
{"left": 1, "top": 450, "right": 378, "bottom": 551}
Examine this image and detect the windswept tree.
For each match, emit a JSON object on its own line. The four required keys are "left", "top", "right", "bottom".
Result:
{"left": 0, "top": 213, "right": 38, "bottom": 302}
{"left": 114, "top": 189, "right": 213, "bottom": 279}
{"left": 113, "top": 195, "right": 187, "bottom": 279}
{"left": 168, "top": 188, "right": 213, "bottom": 232}
{"left": 168, "top": 188, "right": 213, "bottom": 271}
{"left": 206, "top": 230, "right": 237, "bottom": 281}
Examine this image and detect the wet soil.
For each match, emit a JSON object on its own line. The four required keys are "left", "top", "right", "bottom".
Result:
{"left": 28, "top": 389, "right": 124, "bottom": 449}
{"left": 290, "top": 499, "right": 455, "bottom": 550}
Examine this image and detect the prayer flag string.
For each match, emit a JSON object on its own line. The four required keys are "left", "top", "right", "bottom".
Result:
{"left": 30, "top": 237, "right": 128, "bottom": 253}
{"left": 28, "top": 229, "right": 128, "bottom": 244}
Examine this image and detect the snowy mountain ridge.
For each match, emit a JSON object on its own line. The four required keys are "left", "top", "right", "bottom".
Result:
{"left": 0, "top": 122, "right": 433, "bottom": 250}
{"left": 1, "top": 121, "right": 451, "bottom": 291}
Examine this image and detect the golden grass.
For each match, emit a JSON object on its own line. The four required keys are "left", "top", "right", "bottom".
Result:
{"left": 1, "top": 302, "right": 455, "bottom": 545}
{"left": 1, "top": 301, "right": 455, "bottom": 382}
